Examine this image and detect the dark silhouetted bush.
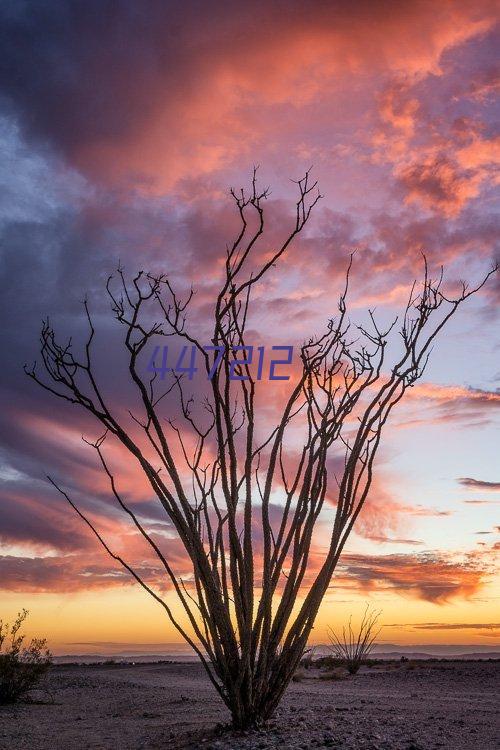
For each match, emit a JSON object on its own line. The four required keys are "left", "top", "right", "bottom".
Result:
{"left": 0, "top": 609, "right": 52, "bottom": 703}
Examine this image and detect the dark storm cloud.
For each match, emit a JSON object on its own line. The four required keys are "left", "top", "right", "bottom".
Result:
{"left": 0, "top": 0, "right": 316, "bottom": 160}
{"left": 0, "top": 483, "right": 93, "bottom": 550}
{"left": 0, "top": 0, "right": 180, "bottom": 154}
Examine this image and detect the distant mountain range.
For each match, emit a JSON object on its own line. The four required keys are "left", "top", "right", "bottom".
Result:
{"left": 311, "top": 643, "right": 500, "bottom": 660}
{"left": 52, "top": 641, "right": 500, "bottom": 664}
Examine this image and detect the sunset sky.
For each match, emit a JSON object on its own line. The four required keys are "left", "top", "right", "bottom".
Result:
{"left": 0, "top": 1, "right": 499, "bottom": 654}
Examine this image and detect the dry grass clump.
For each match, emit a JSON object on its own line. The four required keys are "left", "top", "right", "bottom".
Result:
{"left": 328, "top": 605, "right": 382, "bottom": 675}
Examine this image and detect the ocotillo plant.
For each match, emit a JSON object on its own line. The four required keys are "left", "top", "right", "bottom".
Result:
{"left": 27, "top": 170, "right": 496, "bottom": 728}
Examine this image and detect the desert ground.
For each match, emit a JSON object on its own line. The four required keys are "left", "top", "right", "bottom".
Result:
{"left": 0, "top": 660, "right": 498, "bottom": 750}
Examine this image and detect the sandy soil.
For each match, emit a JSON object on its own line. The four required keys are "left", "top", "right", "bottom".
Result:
{"left": 0, "top": 660, "right": 498, "bottom": 749}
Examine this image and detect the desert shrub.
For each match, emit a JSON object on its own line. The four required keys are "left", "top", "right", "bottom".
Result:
{"left": 327, "top": 605, "right": 382, "bottom": 675}
{"left": 0, "top": 609, "right": 52, "bottom": 704}
{"left": 292, "top": 669, "right": 306, "bottom": 682}
{"left": 312, "top": 655, "right": 338, "bottom": 670}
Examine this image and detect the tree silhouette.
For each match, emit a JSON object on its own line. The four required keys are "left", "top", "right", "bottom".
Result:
{"left": 27, "top": 170, "right": 496, "bottom": 729}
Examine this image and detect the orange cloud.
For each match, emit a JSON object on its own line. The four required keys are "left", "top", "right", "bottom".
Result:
{"left": 398, "top": 153, "right": 483, "bottom": 216}
{"left": 42, "top": 2, "right": 496, "bottom": 189}
{"left": 395, "top": 382, "right": 500, "bottom": 429}
{"left": 336, "top": 549, "right": 493, "bottom": 603}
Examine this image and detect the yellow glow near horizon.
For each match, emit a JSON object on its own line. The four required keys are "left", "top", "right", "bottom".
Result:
{"left": 2, "top": 575, "right": 499, "bottom": 655}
